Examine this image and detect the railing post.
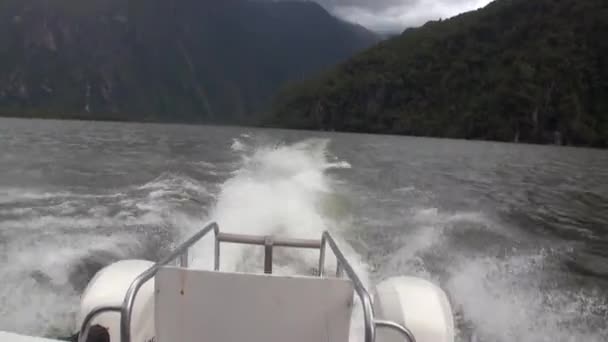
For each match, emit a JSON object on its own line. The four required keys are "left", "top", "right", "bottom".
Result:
{"left": 336, "top": 261, "right": 343, "bottom": 277}
{"left": 264, "top": 236, "right": 273, "bottom": 274}
{"left": 214, "top": 234, "right": 220, "bottom": 271}
{"left": 318, "top": 234, "right": 326, "bottom": 277}
{"left": 180, "top": 250, "right": 188, "bottom": 267}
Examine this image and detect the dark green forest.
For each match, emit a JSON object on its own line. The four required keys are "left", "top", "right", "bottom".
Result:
{"left": 0, "top": 0, "right": 377, "bottom": 123}
{"left": 270, "top": 0, "right": 608, "bottom": 147}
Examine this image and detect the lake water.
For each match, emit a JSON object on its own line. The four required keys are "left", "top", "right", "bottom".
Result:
{"left": 0, "top": 117, "right": 607, "bottom": 341}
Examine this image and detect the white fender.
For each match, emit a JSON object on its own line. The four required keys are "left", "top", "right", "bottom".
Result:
{"left": 78, "top": 260, "right": 155, "bottom": 342}
{"left": 373, "top": 276, "right": 454, "bottom": 342}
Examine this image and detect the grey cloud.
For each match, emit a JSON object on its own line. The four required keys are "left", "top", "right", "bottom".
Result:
{"left": 306, "top": 0, "right": 494, "bottom": 32}
{"left": 316, "top": 0, "right": 417, "bottom": 12}
{"left": 314, "top": 0, "right": 420, "bottom": 13}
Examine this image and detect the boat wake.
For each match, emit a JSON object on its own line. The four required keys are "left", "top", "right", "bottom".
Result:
{"left": 191, "top": 138, "right": 360, "bottom": 271}
{"left": 185, "top": 137, "right": 371, "bottom": 341}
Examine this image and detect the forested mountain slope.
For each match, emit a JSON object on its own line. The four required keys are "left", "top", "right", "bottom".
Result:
{"left": 270, "top": 0, "right": 608, "bottom": 147}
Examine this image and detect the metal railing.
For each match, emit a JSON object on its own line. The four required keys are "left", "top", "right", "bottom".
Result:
{"left": 215, "top": 232, "right": 321, "bottom": 274}
{"left": 319, "top": 232, "right": 416, "bottom": 342}
{"left": 78, "top": 222, "right": 415, "bottom": 342}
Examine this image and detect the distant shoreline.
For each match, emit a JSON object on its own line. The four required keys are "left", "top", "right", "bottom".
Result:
{"left": 0, "top": 112, "right": 176, "bottom": 125}
{"left": 0, "top": 112, "right": 239, "bottom": 129}
{"left": 1, "top": 113, "right": 604, "bottom": 150}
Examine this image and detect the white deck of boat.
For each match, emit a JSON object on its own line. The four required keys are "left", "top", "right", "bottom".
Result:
{"left": 155, "top": 266, "right": 355, "bottom": 342}
{"left": 0, "top": 332, "right": 62, "bottom": 342}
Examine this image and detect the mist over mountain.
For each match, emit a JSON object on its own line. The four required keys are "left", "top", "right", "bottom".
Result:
{"left": 0, "top": 0, "right": 379, "bottom": 122}
{"left": 262, "top": 0, "right": 494, "bottom": 33}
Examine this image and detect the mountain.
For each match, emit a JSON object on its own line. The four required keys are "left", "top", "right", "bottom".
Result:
{"left": 269, "top": 0, "right": 608, "bottom": 147}
{"left": 0, "top": 0, "right": 378, "bottom": 123}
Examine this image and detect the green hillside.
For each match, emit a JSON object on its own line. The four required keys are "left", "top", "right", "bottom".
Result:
{"left": 270, "top": 0, "right": 608, "bottom": 147}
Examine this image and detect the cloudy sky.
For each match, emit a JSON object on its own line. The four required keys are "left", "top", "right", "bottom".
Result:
{"left": 309, "top": 0, "right": 494, "bottom": 33}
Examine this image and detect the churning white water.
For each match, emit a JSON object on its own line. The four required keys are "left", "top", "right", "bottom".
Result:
{"left": 191, "top": 138, "right": 359, "bottom": 270}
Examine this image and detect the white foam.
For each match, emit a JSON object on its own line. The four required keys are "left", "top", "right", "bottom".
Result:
{"left": 230, "top": 138, "right": 247, "bottom": 152}
{"left": 0, "top": 233, "right": 143, "bottom": 336}
{"left": 190, "top": 139, "right": 354, "bottom": 269}
{"left": 447, "top": 252, "right": 608, "bottom": 341}
{"left": 380, "top": 206, "right": 608, "bottom": 341}
{"left": 0, "top": 173, "right": 214, "bottom": 337}
{"left": 138, "top": 173, "right": 209, "bottom": 196}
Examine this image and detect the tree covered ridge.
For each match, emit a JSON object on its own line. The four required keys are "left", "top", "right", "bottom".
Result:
{"left": 270, "top": 0, "right": 608, "bottom": 147}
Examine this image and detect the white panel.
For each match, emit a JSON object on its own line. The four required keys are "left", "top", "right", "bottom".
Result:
{"left": 0, "top": 332, "right": 62, "bottom": 342}
{"left": 155, "top": 267, "right": 354, "bottom": 342}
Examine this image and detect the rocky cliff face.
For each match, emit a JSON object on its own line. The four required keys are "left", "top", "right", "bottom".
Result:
{"left": 0, "top": 0, "right": 379, "bottom": 122}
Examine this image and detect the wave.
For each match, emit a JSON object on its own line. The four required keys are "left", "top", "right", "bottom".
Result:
{"left": 0, "top": 231, "right": 145, "bottom": 336}
{"left": 376, "top": 206, "right": 608, "bottom": 341}
{"left": 0, "top": 170, "right": 218, "bottom": 336}
{"left": 230, "top": 138, "right": 247, "bottom": 152}
{"left": 448, "top": 251, "right": 608, "bottom": 342}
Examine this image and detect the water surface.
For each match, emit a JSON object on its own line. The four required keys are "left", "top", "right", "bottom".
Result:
{"left": 1, "top": 117, "right": 607, "bottom": 341}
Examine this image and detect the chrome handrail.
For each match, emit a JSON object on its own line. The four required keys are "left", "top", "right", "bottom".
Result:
{"left": 319, "top": 232, "right": 376, "bottom": 342}
{"left": 77, "top": 306, "right": 121, "bottom": 342}
{"left": 375, "top": 319, "right": 417, "bottom": 342}
{"left": 318, "top": 232, "right": 416, "bottom": 342}
{"left": 77, "top": 222, "right": 414, "bottom": 342}
{"left": 216, "top": 232, "right": 322, "bottom": 274}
